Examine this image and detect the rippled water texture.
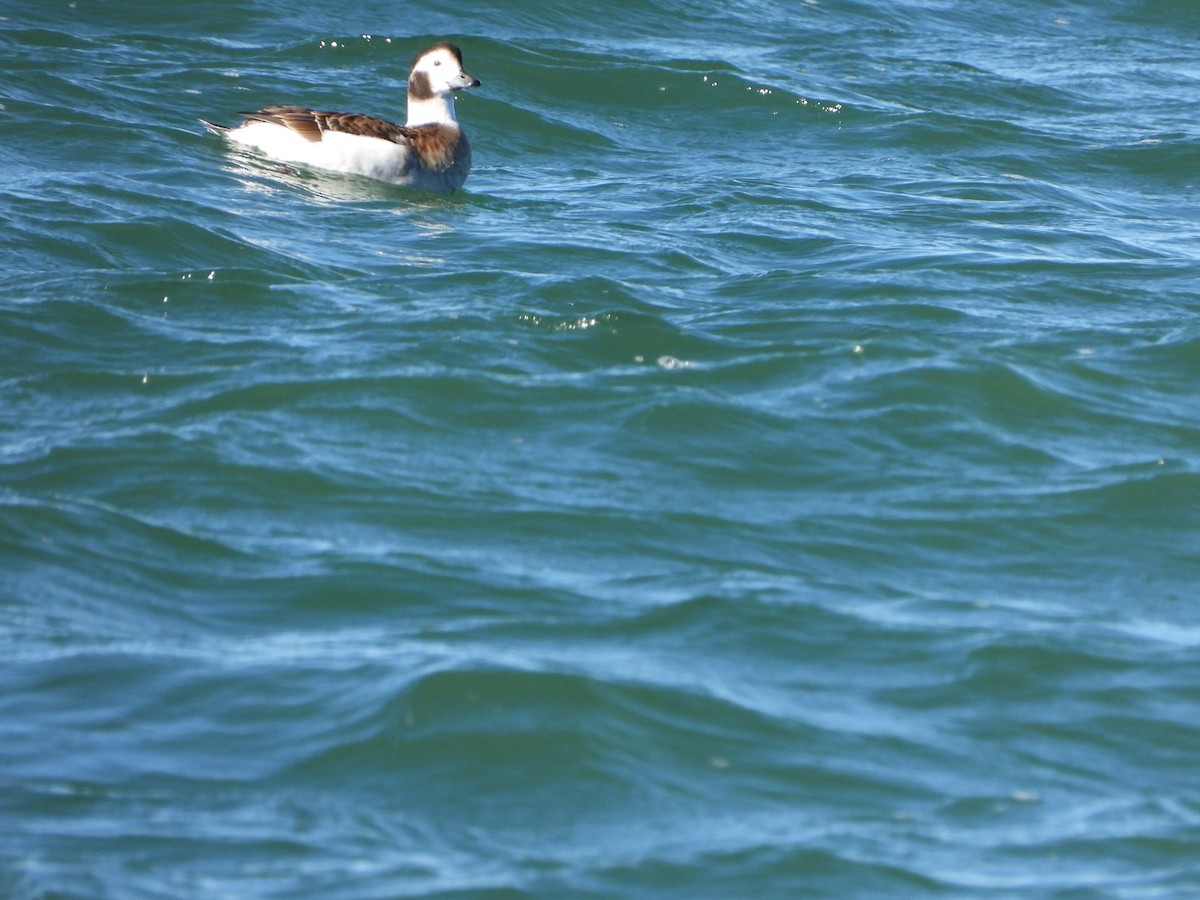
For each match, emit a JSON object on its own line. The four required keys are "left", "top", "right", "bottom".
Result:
{"left": 2, "top": 0, "right": 1199, "bottom": 896}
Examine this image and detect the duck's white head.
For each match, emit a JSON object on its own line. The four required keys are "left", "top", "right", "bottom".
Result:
{"left": 406, "top": 43, "right": 480, "bottom": 126}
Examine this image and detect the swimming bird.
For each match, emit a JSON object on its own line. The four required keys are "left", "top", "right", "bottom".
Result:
{"left": 202, "top": 42, "right": 480, "bottom": 193}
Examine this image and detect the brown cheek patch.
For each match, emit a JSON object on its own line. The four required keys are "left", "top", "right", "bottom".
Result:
{"left": 408, "top": 71, "right": 434, "bottom": 101}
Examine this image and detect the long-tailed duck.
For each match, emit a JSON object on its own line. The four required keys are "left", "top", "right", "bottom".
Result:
{"left": 203, "top": 42, "right": 480, "bottom": 193}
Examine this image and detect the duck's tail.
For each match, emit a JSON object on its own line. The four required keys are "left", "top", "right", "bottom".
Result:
{"left": 199, "top": 118, "right": 230, "bottom": 136}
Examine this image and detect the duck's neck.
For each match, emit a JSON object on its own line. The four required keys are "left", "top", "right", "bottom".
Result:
{"left": 406, "top": 92, "right": 458, "bottom": 128}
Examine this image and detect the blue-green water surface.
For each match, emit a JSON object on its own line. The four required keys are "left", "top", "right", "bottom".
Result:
{"left": 2, "top": 0, "right": 1199, "bottom": 896}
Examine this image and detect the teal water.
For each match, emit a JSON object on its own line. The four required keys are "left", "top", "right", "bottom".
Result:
{"left": 2, "top": 0, "right": 1199, "bottom": 896}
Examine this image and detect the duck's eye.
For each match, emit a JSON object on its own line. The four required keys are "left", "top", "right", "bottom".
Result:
{"left": 434, "top": 60, "right": 442, "bottom": 66}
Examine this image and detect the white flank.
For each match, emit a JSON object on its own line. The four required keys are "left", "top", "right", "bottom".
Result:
{"left": 229, "top": 123, "right": 417, "bottom": 182}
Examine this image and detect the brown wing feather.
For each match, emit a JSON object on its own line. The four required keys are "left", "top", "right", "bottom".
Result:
{"left": 238, "top": 105, "right": 416, "bottom": 145}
